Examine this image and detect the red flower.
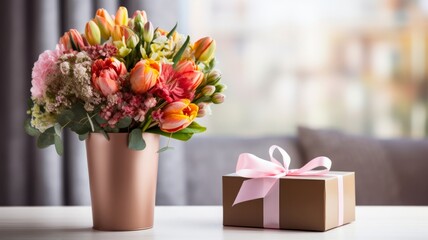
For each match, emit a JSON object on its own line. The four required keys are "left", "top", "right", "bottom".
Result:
{"left": 152, "top": 60, "right": 203, "bottom": 102}
{"left": 91, "top": 57, "right": 127, "bottom": 96}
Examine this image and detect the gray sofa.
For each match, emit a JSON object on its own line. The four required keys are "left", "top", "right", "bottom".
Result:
{"left": 157, "top": 127, "right": 428, "bottom": 205}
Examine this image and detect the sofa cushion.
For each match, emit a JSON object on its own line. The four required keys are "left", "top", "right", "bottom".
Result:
{"left": 381, "top": 139, "right": 428, "bottom": 205}
{"left": 298, "top": 127, "right": 401, "bottom": 205}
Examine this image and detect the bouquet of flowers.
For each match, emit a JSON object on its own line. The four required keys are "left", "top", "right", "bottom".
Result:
{"left": 24, "top": 6, "right": 225, "bottom": 155}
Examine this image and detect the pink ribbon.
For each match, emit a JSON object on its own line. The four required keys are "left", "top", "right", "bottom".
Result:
{"left": 233, "top": 145, "right": 339, "bottom": 228}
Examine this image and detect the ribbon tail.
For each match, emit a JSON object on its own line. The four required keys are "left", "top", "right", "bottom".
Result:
{"left": 233, "top": 178, "right": 278, "bottom": 206}
{"left": 263, "top": 179, "right": 280, "bottom": 228}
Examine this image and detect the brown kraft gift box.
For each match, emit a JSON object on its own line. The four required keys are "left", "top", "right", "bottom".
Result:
{"left": 223, "top": 171, "right": 355, "bottom": 231}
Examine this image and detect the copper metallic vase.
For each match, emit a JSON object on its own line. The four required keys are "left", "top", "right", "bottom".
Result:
{"left": 86, "top": 132, "right": 160, "bottom": 231}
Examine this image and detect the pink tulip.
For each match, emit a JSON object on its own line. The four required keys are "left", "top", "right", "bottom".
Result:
{"left": 212, "top": 93, "right": 225, "bottom": 104}
{"left": 91, "top": 58, "right": 127, "bottom": 96}
{"left": 132, "top": 10, "right": 147, "bottom": 24}
{"left": 130, "top": 59, "right": 160, "bottom": 94}
{"left": 59, "top": 29, "right": 87, "bottom": 51}
{"left": 157, "top": 99, "right": 199, "bottom": 133}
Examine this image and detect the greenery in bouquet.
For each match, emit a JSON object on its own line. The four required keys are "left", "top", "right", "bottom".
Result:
{"left": 24, "top": 6, "right": 225, "bottom": 155}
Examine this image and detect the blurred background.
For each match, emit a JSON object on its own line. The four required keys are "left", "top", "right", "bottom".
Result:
{"left": 1, "top": 0, "right": 428, "bottom": 206}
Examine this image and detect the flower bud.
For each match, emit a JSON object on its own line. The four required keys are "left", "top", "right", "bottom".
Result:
{"left": 123, "top": 27, "right": 139, "bottom": 48}
{"left": 96, "top": 8, "right": 115, "bottom": 26}
{"left": 143, "top": 21, "right": 154, "bottom": 43}
{"left": 114, "top": 40, "right": 132, "bottom": 57}
{"left": 133, "top": 10, "right": 147, "bottom": 24}
{"left": 197, "top": 103, "right": 212, "bottom": 118}
{"left": 85, "top": 20, "right": 101, "bottom": 45}
{"left": 201, "top": 85, "right": 216, "bottom": 96}
{"left": 127, "top": 18, "right": 135, "bottom": 30}
{"left": 59, "top": 29, "right": 87, "bottom": 51}
{"left": 115, "top": 6, "right": 128, "bottom": 26}
{"left": 112, "top": 25, "right": 123, "bottom": 42}
{"left": 215, "top": 83, "right": 227, "bottom": 93}
{"left": 194, "top": 37, "right": 216, "bottom": 63}
{"left": 211, "top": 93, "right": 225, "bottom": 104}
{"left": 206, "top": 70, "right": 222, "bottom": 85}
{"left": 94, "top": 15, "right": 113, "bottom": 40}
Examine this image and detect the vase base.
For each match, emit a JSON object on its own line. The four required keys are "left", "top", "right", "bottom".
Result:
{"left": 92, "top": 225, "right": 153, "bottom": 231}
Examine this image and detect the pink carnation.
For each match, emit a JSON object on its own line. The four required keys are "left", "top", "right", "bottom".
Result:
{"left": 30, "top": 46, "right": 62, "bottom": 99}
{"left": 152, "top": 61, "right": 203, "bottom": 102}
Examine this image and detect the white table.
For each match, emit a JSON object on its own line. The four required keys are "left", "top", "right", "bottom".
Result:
{"left": 0, "top": 206, "right": 427, "bottom": 240}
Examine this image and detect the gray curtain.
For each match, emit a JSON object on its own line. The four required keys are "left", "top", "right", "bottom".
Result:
{"left": 0, "top": 0, "right": 187, "bottom": 206}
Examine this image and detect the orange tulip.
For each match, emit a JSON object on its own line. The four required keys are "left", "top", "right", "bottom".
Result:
{"left": 115, "top": 6, "right": 128, "bottom": 26}
{"left": 95, "top": 8, "right": 114, "bottom": 39}
{"left": 193, "top": 37, "right": 216, "bottom": 63}
{"left": 158, "top": 99, "right": 199, "bottom": 133}
{"left": 130, "top": 59, "right": 161, "bottom": 94}
{"left": 111, "top": 25, "right": 123, "bottom": 42}
{"left": 96, "top": 8, "right": 114, "bottom": 26}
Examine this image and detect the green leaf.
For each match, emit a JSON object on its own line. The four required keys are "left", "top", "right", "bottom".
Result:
{"left": 116, "top": 117, "right": 132, "bottom": 129}
{"left": 36, "top": 128, "right": 55, "bottom": 148}
{"left": 71, "top": 123, "right": 91, "bottom": 135}
{"left": 27, "top": 98, "right": 34, "bottom": 109}
{"left": 78, "top": 133, "right": 89, "bottom": 141}
{"left": 57, "top": 110, "right": 74, "bottom": 127}
{"left": 194, "top": 96, "right": 212, "bottom": 104}
{"left": 24, "top": 118, "right": 40, "bottom": 136}
{"left": 104, "top": 126, "right": 119, "bottom": 133}
{"left": 54, "top": 123, "right": 61, "bottom": 136}
{"left": 54, "top": 134, "right": 63, "bottom": 156}
{"left": 208, "top": 57, "right": 216, "bottom": 69}
{"left": 94, "top": 114, "right": 107, "bottom": 125}
{"left": 86, "top": 113, "right": 95, "bottom": 132}
{"left": 166, "top": 22, "right": 178, "bottom": 39}
{"left": 146, "top": 128, "right": 193, "bottom": 141}
{"left": 128, "top": 128, "right": 146, "bottom": 150}
{"left": 178, "top": 122, "right": 207, "bottom": 134}
{"left": 173, "top": 35, "right": 190, "bottom": 67}
{"left": 157, "top": 146, "right": 175, "bottom": 153}
{"left": 71, "top": 103, "right": 87, "bottom": 120}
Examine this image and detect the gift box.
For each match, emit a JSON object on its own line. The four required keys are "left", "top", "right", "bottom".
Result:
{"left": 222, "top": 145, "right": 355, "bottom": 231}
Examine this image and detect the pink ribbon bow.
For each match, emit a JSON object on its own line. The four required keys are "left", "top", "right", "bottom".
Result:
{"left": 233, "top": 145, "right": 333, "bottom": 228}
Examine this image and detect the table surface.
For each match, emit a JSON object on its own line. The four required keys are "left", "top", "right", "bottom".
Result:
{"left": 0, "top": 206, "right": 427, "bottom": 240}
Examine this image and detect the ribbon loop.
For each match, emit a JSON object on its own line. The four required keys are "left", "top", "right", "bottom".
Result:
{"left": 233, "top": 145, "right": 332, "bottom": 205}
{"left": 235, "top": 145, "right": 332, "bottom": 182}
{"left": 287, "top": 156, "right": 332, "bottom": 176}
